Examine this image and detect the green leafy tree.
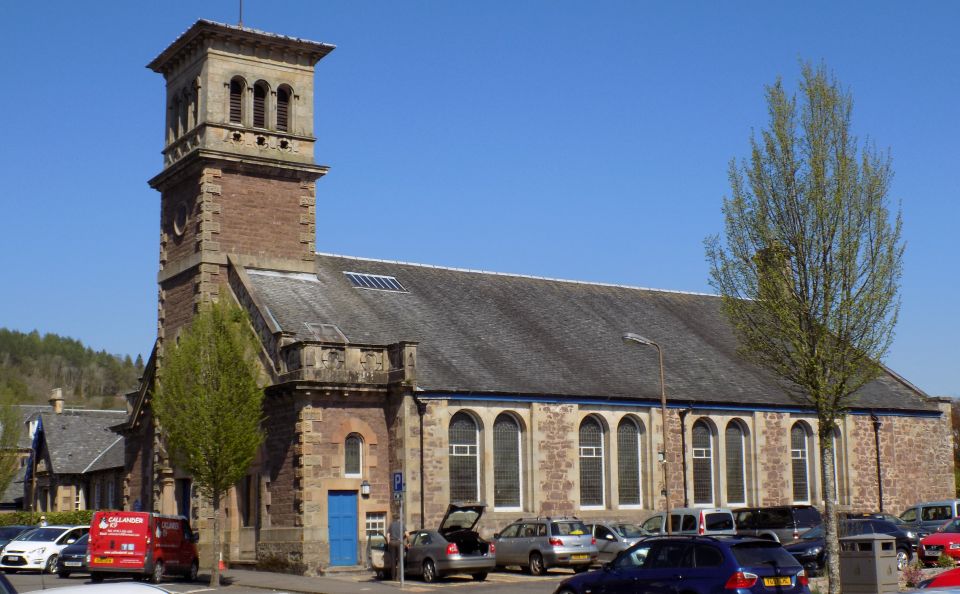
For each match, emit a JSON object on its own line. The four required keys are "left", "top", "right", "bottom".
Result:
{"left": 0, "top": 397, "right": 22, "bottom": 498}
{"left": 153, "top": 299, "right": 264, "bottom": 587}
{"left": 706, "top": 63, "right": 903, "bottom": 594}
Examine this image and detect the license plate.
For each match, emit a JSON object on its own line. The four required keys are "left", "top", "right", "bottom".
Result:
{"left": 763, "top": 577, "right": 792, "bottom": 586}
{"left": 65, "top": 562, "right": 82, "bottom": 567}
{"left": 571, "top": 554, "right": 589, "bottom": 560}
{"left": 95, "top": 557, "right": 114, "bottom": 564}
{"left": 2, "top": 556, "right": 17, "bottom": 563}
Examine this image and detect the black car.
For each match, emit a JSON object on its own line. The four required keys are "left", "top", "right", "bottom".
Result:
{"left": 783, "top": 519, "right": 914, "bottom": 574}
{"left": 0, "top": 527, "right": 32, "bottom": 551}
{"left": 553, "top": 535, "right": 811, "bottom": 594}
{"left": 55, "top": 533, "right": 88, "bottom": 578}
{"left": 734, "top": 505, "right": 822, "bottom": 543}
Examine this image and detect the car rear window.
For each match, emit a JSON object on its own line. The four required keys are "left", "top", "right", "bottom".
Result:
{"left": 614, "top": 523, "right": 645, "bottom": 538}
{"left": 705, "top": 513, "right": 734, "bottom": 531}
{"left": 551, "top": 521, "right": 588, "bottom": 536}
{"left": 731, "top": 542, "right": 800, "bottom": 568}
{"left": 794, "top": 507, "right": 822, "bottom": 527}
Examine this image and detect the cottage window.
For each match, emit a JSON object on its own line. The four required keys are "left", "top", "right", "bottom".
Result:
{"left": 449, "top": 412, "right": 480, "bottom": 501}
{"left": 725, "top": 421, "right": 746, "bottom": 506}
{"left": 692, "top": 420, "right": 714, "bottom": 505}
{"left": 579, "top": 416, "right": 605, "bottom": 508}
{"left": 493, "top": 414, "right": 522, "bottom": 509}
{"left": 791, "top": 423, "right": 811, "bottom": 503}
{"left": 617, "top": 417, "right": 643, "bottom": 507}
{"left": 345, "top": 434, "right": 362, "bottom": 478}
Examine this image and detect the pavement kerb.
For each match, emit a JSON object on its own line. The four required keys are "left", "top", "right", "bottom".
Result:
{"left": 222, "top": 568, "right": 402, "bottom": 594}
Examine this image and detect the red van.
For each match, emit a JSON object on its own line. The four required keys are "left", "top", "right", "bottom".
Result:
{"left": 87, "top": 511, "right": 199, "bottom": 583}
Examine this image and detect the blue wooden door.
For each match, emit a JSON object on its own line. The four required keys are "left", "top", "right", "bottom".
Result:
{"left": 328, "top": 490, "right": 358, "bottom": 566}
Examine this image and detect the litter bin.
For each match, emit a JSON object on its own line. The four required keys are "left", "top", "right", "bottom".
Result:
{"left": 838, "top": 533, "right": 898, "bottom": 594}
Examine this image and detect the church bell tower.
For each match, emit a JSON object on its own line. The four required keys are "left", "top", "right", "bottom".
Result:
{"left": 147, "top": 20, "right": 334, "bottom": 345}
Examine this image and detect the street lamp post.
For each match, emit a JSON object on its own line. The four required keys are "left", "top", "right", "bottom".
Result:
{"left": 622, "top": 332, "right": 672, "bottom": 534}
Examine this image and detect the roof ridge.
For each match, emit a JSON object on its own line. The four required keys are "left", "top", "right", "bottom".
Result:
{"left": 312, "top": 251, "right": 718, "bottom": 298}
{"left": 82, "top": 437, "right": 124, "bottom": 474}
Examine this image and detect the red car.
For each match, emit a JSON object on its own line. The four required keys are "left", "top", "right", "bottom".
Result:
{"left": 918, "top": 566, "right": 960, "bottom": 588}
{"left": 918, "top": 518, "right": 960, "bottom": 566}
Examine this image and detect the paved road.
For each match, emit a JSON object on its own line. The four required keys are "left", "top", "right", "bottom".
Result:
{"left": 5, "top": 568, "right": 569, "bottom": 594}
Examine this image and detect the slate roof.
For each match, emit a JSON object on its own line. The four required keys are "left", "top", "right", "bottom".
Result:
{"left": 241, "top": 254, "right": 937, "bottom": 413}
{"left": 39, "top": 410, "right": 127, "bottom": 475}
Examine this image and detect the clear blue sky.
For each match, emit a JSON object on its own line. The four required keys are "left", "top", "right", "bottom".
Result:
{"left": 1, "top": 1, "right": 957, "bottom": 396}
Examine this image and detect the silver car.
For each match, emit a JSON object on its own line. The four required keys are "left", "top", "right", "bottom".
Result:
{"left": 493, "top": 517, "right": 598, "bottom": 575}
{"left": 587, "top": 521, "right": 646, "bottom": 563}
{"left": 389, "top": 504, "right": 495, "bottom": 582}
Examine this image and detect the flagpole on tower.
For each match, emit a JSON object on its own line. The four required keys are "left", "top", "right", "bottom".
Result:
{"left": 238, "top": 0, "right": 243, "bottom": 28}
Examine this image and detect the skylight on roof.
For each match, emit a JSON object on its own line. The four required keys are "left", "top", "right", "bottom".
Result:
{"left": 344, "top": 272, "right": 407, "bottom": 292}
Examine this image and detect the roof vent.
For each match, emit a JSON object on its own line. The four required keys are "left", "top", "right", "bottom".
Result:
{"left": 344, "top": 272, "right": 407, "bottom": 292}
{"left": 304, "top": 323, "right": 349, "bottom": 343}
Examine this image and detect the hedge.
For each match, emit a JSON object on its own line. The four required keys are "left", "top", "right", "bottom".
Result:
{"left": 0, "top": 510, "right": 95, "bottom": 527}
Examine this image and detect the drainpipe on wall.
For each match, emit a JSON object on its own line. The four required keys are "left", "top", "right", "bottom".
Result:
{"left": 871, "top": 412, "right": 884, "bottom": 512}
{"left": 679, "top": 408, "right": 690, "bottom": 508}
{"left": 414, "top": 396, "right": 427, "bottom": 529}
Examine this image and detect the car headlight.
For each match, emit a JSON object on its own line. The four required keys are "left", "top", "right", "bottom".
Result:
{"left": 906, "top": 531, "right": 916, "bottom": 539}
{"left": 806, "top": 547, "right": 823, "bottom": 556}
{"left": 32, "top": 547, "right": 46, "bottom": 556}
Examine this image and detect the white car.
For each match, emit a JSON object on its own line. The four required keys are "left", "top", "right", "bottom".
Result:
{"left": 0, "top": 525, "right": 88, "bottom": 573}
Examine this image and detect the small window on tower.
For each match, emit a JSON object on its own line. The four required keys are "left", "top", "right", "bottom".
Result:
{"left": 277, "top": 86, "right": 291, "bottom": 132}
{"left": 253, "top": 82, "right": 268, "bottom": 128}
{"left": 229, "top": 78, "right": 244, "bottom": 124}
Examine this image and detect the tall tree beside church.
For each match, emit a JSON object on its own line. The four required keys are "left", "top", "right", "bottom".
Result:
{"left": 153, "top": 299, "right": 264, "bottom": 587}
{"left": 0, "top": 397, "right": 22, "bottom": 497}
{"left": 705, "top": 63, "right": 903, "bottom": 594}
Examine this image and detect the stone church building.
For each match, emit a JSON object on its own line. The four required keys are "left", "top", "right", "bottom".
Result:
{"left": 119, "top": 19, "right": 954, "bottom": 572}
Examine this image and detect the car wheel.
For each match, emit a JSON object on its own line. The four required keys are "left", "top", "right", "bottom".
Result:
{"left": 529, "top": 552, "right": 545, "bottom": 576}
{"left": 472, "top": 572, "right": 488, "bottom": 581}
{"left": 45, "top": 555, "right": 59, "bottom": 574}
{"left": 91, "top": 574, "right": 105, "bottom": 583}
{"left": 57, "top": 571, "right": 70, "bottom": 579}
{"left": 574, "top": 565, "right": 589, "bottom": 573}
{"left": 897, "top": 548, "right": 910, "bottom": 571}
{"left": 150, "top": 560, "right": 164, "bottom": 584}
{"left": 422, "top": 559, "right": 437, "bottom": 583}
{"left": 185, "top": 559, "right": 199, "bottom": 582}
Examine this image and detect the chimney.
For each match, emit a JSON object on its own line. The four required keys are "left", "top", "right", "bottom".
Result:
{"left": 48, "top": 388, "right": 64, "bottom": 414}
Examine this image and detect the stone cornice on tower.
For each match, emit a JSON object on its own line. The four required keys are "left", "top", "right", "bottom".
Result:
{"left": 147, "top": 19, "right": 335, "bottom": 76}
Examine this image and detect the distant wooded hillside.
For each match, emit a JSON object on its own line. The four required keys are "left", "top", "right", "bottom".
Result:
{"left": 0, "top": 328, "right": 143, "bottom": 409}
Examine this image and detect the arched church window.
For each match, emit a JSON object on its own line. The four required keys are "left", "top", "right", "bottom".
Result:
{"left": 493, "top": 414, "right": 521, "bottom": 509}
{"left": 344, "top": 434, "right": 362, "bottom": 478}
{"left": 579, "top": 416, "right": 605, "bottom": 507}
{"left": 617, "top": 417, "right": 644, "bottom": 507}
{"left": 791, "top": 422, "right": 812, "bottom": 503}
{"left": 449, "top": 412, "right": 479, "bottom": 501}
{"left": 253, "top": 81, "right": 268, "bottom": 128}
{"left": 692, "top": 420, "right": 714, "bottom": 505}
{"left": 277, "top": 86, "right": 292, "bottom": 132}
{"left": 229, "top": 78, "right": 245, "bottom": 124}
{"left": 725, "top": 420, "right": 747, "bottom": 506}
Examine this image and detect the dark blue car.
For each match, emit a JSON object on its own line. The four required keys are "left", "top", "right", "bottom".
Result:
{"left": 553, "top": 535, "right": 810, "bottom": 594}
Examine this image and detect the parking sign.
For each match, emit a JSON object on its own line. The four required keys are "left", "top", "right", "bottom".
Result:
{"left": 393, "top": 471, "right": 404, "bottom": 493}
